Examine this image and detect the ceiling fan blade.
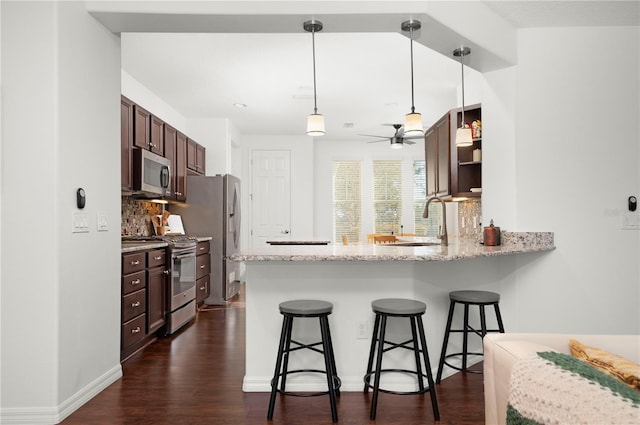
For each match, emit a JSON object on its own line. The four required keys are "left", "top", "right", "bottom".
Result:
{"left": 366, "top": 139, "right": 389, "bottom": 144}
{"left": 404, "top": 140, "right": 417, "bottom": 145}
{"left": 403, "top": 134, "right": 424, "bottom": 139}
{"left": 359, "top": 133, "right": 388, "bottom": 138}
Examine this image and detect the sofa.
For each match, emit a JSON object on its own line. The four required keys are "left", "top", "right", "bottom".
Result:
{"left": 483, "top": 333, "right": 640, "bottom": 425}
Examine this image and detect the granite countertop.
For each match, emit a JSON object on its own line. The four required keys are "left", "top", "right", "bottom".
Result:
{"left": 230, "top": 232, "right": 554, "bottom": 262}
{"left": 121, "top": 241, "right": 168, "bottom": 253}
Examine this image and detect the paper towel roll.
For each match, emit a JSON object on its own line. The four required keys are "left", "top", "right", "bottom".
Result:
{"left": 473, "top": 149, "right": 482, "bottom": 162}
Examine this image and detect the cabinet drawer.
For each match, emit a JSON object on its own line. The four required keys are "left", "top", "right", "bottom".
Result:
{"left": 147, "top": 249, "right": 166, "bottom": 269}
{"left": 197, "top": 241, "right": 210, "bottom": 255}
{"left": 196, "top": 253, "right": 210, "bottom": 279}
{"left": 122, "top": 314, "right": 146, "bottom": 349}
{"left": 122, "top": 270, "right": 146, "bottom": 295}
{"left": 122, "top": 252, "right": 145, "bottom": 275}
{"left": 196, "top": 275, "right": 209, "bottom": 304}
{"left": 122, "top": 289, "right": 147, "bottom": 323}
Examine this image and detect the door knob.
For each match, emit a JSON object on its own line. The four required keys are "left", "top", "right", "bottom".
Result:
{"left": 282, "top": 230, "right": 290, "bottom": 234}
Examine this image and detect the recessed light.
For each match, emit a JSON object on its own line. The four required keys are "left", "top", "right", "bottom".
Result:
{"left": 233, "top": 103, "right": 247, "bottom": 108}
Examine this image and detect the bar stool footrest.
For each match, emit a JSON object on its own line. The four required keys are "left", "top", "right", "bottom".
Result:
{"left": 363, "top": 369, "right": 435, "bottom": 395}
{"left": 271, "top": 369, "right": 342, "bottom": 397}
{"left": 443, "top": 352, "right": 484, "bottom": 374}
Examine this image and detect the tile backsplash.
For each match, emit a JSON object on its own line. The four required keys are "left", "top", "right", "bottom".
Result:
{"left": 121, "top": 196, "right": 163, "bottom": 236}
{"left": 458, "top": 199, "right": 482, "bottom": 239}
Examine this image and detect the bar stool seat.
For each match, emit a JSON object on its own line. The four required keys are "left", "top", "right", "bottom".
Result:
{"left": 363, "top": 298, "right": 440, "bottom": 421}
{"left": 267, "top": 299, "right": 341, "bottom": 422}
{"left": 436, "top": 290, "right": 505, "bottom": 383}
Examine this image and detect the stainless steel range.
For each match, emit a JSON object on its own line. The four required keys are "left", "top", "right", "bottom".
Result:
{"left": 165, "top": 237, "right": 197, "bottom": 335}
{"left": 123, "top": 235, "right": 197, "bottom": 335}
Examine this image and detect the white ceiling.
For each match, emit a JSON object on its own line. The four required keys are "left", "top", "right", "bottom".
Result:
{"left": 118, "top": 1, "right": 639, "bottom": 142}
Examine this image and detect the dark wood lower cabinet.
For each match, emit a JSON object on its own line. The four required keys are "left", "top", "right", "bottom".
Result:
{"left": 195, "top": 240, "right": 211, "bottom": 305}
{"left": 121, "top": 247, "right": 168, "bottom": 362}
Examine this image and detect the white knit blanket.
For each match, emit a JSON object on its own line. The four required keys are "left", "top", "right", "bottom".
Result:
{"left": 507, "top": 351, "right": 640, "bottom": 425}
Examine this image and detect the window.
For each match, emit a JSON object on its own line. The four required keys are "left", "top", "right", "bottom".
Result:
{"left": 333, "top": 161, "right": 361, "bottom": 243}
{"left": 414, "top": 159, "right": 442, "bottom": 237}
{"left": 373, "top": 160, "right": 402, "bottom": 233}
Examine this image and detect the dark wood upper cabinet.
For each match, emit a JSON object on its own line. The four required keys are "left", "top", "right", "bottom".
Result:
{"left": 175, "top": 132, "right": 188, "bottom": 201}
{"left": 133, "top": 105, "right": 151, "bottom": 150}
{"left": 163, "top": 125, "right": 187, "bottom": 202}
{"left": 424, "top": 112, "right": 450, "bottom": 198}
{"left": 121, "top": 96, "right": 134, "bottom": 191}
{"left": 450, "top": 104, "right": 482, "bottom": 198}
{"left": 424, "top": 103, "right": 482, "bottom": 199}
{"left": 187, "top": 138, "right": 205, "bottom": 175}
{"left": 150, "top": 115, "right": 164, "bottom": 156}
{"left": 123, "top": 97, "right": 203, "bottom": 198}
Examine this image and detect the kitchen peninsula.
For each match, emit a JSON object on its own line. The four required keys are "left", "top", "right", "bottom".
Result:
{"left": 232, "top": 233, "right": 554, "bottom": 393}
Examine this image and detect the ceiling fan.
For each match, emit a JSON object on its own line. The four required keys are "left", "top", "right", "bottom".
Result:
{"left": 360, "top": 124, "right": 422, "bottom": 149}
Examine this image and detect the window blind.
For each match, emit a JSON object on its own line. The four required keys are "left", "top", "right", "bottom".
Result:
{"left": 333, "top": 161, "right": 361, "bottom": 243}
{"left": 373, "top": 160, "right": 402, "bottom": 234}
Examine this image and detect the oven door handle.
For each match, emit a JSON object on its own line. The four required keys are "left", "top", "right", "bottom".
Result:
{"left": 174, "top": 253, "right": 196, "bottom": 260}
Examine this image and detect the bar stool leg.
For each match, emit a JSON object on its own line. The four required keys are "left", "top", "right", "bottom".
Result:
{"left": 319, "top": 316, "right": 338, "bottom": 422}
{"left": 363, "top": 314, "right": 381, "bottom": 391}
{"left": 480, "top": 305, "right": 487, "bottom": 337}
{"left": 495, "top": 304, "right": 505, "bottom": 332}
{"left": 409, "top": 317, "right": 425, "bottom": 392}
{"left": 323, "top": 316, "right": 340, "bottom": 397}
{"left": 416, "top": 316, "right": 440, "bottom": 421}
{"left": 436, "top": 300, "right": 456, "bottom": 383}
{"left": 268, "top": 315, "right": 291, "bottom": 420}
{"left": 280, "top": 315, "right": 294, "bottom": 392}
{"left": 462, "top": 304, "right": 470, "bottom": 372}
{"left": 370, "top": 314, "right": 387, "bottom": 420}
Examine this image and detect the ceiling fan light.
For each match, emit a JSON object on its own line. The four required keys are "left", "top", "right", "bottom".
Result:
{"left": 455, "top": 126, "right": 473, "bottom": 147}
{"left": 404, "top": 112, "right": 423, "bottom": 136}
{"left": 307, "top": 113, "right": 325, "bottom": 136}
{"left": 390, "top": 141, "right": 403, "bottom": 150}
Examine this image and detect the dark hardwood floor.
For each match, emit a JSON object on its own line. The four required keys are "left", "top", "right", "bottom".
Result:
{"left": 62, "top": 288, "right": 484, "bottom": 424}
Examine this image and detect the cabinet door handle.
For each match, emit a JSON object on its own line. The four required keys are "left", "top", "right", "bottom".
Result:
{"left": 153, "top": 255, "right": 162, "bottom": 260}
{"left": 199, "top": 246, "right": 205, "bottom": 251}
{"left": 199, "top": 286, "right": 205, "bottom": 290}
{"left": 131, "top": 278, "right": 141, "bottom": 285}
{"left": 131, "top": 326, "right": 141, "bottom": 334}
{"left": 130, "top": 260, "right": 140, "bottom": 265}
{"left": 200, "top": 265, "right": 205, "bottom": 269}
{"left": 163, "top": 270, "right": 170, "bottom": 275}
{"left": 131, "top": 301, "right": 141, "bottom": 308}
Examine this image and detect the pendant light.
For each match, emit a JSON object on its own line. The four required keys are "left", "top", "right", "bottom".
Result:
{"left": 454, "top": 47, "right": 473, "bottom": 147}
{"left": 401, "top": 20, "right": 423, "bottom": 137}
{"left": 304, "top": 20, "right": 325, "bottom": 136}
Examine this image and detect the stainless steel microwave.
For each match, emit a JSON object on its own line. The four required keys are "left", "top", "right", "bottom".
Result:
{"left": 132, "top": 148, "right": 171, "bottom": 198}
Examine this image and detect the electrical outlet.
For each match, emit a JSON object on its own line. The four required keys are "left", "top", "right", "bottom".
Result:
{"left": 356, "top": 320, "right": 369, "bottom": 339}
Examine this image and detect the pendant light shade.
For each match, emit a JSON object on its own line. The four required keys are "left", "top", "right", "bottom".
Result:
{"left": 304, "top": 20, "right": 325, "bottom": 136}
{"left": 401, "top": 20, "right": 424, "bottom": 137}
{"left": 307, "top": 113, "right": 325, "bottom": 136}
{"left": 454, "top": 47, "right": 473, "bottom": 147}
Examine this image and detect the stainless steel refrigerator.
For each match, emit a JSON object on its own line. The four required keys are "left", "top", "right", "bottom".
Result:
{"left": 171, "top": 174, "right": 242, "bottom": 305}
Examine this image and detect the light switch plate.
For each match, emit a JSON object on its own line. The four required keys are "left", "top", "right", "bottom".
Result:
{"left": 72, "top": 212, "right": 89, "bottom": 233}
{"left": 621, "top": 214, "right": 640, "bottom": 230}
{"left": 97, "top": 211, "right": 109, "bottom": 231}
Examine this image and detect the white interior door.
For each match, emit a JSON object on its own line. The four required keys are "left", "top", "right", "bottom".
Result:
{"left": 251, "top": 150, "right": 291, "bottom": 247}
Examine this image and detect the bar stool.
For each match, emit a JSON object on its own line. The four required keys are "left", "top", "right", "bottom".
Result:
{"left": 363, "top": 298, "right": 440, "bottom": 421}
{"left": 267, "top": 299, "right": 341, "bottom": 422}
{"left": 436, "top": 290, "right": 505, "bottom": 383}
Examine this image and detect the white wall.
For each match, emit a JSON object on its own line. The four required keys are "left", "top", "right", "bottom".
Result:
{"left": 1, "top": 2, "right": 122, "bottom": 423}
{"left": 487, "top": 26, "right": 640, "bottom": 334}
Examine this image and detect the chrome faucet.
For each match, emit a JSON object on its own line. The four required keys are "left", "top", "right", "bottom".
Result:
{"left": 423, "top": 195, "right": 448, "bottom": 246}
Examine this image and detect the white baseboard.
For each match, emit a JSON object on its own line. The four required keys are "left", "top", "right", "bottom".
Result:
{"left": 0, "top": 364, "right": 122, "bottom": 425}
